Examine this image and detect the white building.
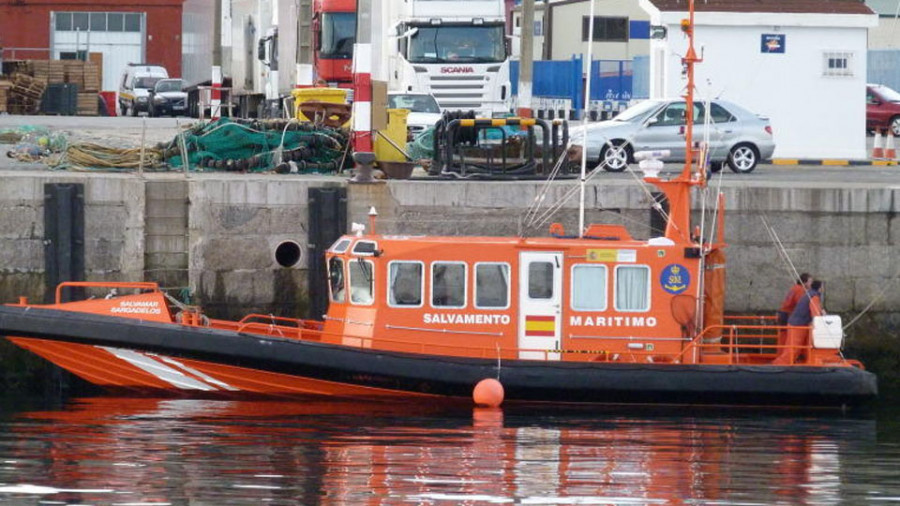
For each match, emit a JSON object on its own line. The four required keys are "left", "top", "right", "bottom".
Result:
{"left": 511, "top": 0, "right": 650, "bottom": 61}
{"left": 640, "top": 0, "right": 877, "bottom": 160}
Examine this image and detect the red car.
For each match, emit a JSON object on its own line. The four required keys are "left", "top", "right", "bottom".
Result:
{"left": 866, "top": 84, "right": 900, "bottom": 135}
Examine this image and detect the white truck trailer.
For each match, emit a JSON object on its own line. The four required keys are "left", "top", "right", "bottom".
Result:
{"left": 181, "top": 0, "right": 312, "bottom": 118}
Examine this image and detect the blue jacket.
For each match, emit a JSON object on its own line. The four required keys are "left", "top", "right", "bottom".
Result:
{"left": 788, "top": 289, "right": 821, "bottom": 326}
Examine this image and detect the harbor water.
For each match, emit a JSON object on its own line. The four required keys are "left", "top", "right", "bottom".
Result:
{"left": 1, "top": 396, "right": 900, "bottom": 504}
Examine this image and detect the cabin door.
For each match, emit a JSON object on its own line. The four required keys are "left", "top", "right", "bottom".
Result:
{"left": 518, "top": 252, "right": 562, "bottom": 360}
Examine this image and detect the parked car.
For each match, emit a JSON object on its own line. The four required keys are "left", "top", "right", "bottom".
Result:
{"left": 569, "top": 99, "right": 775, "bottom": 173}
{"left": 118, "top": 63, "right": 169, "bottom": 116}
{"left": 866, "top": 84, "right": 900, "bottom": 136}
{"left": 388, "top": 92, "right": 442, "bottom": 139}
{"left": 149, "top": 79, "right": 187, "bottom": 117}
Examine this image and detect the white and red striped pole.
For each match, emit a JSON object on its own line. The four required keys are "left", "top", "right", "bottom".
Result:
{"left": 351, "top": 43, "right": 373, "bottom": 152}
{"left": 211, "top": 65, "right": 222, "bottom": 120}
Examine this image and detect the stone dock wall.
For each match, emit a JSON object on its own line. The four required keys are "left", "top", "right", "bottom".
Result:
{"left": 2, "top": 171, "right": 898, "bottom": 330}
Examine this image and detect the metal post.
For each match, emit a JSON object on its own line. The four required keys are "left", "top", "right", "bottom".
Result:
{"left": 578, "top": 0, "right": 597, "bottom": 237}
{"left": 139, "top": 117, "right": 146, "bottom": 177}
{"left": 518, "top": 0, "right": 535, "bottom": 118}
{"left": 351, "top": 0, "right": 374, "bottom": 153}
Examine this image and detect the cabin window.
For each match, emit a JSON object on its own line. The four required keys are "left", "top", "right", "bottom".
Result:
{"left": 475, "top": 263, "right": 510, "bottom": 309}
{"left": 330, "top": 238, "right": 351, "bottom": 253}
{"left": 349, "top": 259, "right": 375, "bottom": 305}
{"left": 328, "top": 257, "right": 345, "bottom": 303}
{"left": 431, "top": 262, "right": 466, "bottom": 308}
{"left": 528, "top": 262, "right": 554, "bottom": 299}
{"left": 389, "top": 261, "right": 423, "bottom": 307}
{"left": 572, "top": 264, "right": 608, "bottom": 311}
{"left": 615, "top": 265, "right": 650, "bottom": 311}
{"left": 352, "top": 241, "right": 378, "bottom": 256}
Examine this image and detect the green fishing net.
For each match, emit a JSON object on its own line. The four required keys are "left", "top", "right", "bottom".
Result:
{"left": 163, "top": 118, "right": 350, "bottom": 173}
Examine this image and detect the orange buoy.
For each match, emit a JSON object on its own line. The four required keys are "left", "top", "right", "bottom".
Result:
{"left": 473, "top": 378, "right": 504, "bottom": 407}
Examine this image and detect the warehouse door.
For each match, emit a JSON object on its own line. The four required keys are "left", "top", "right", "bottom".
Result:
{"left": 51, "top": 11, "right": 145, "bottom": 91}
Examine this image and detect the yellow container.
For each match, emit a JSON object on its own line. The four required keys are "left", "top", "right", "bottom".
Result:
{"left": 374, "top": 108, "right": 410, "bottom": 163}
{"left": 292, "top": 88, "right": 348, "bottom": 122}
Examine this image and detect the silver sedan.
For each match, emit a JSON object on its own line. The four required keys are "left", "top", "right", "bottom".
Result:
{"left": 569, "top": 99, "right": 776, "bottom": 173}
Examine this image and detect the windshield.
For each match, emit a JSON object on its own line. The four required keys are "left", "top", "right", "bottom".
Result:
{"left": 873, "top": 85, "right": 900, "bottom": 103}
{"left": 388, "top": 94, "right": 440, "bottom": 113}
{"left": 612, "top": 100, "right": 664, "bottom": 122}
{"left": 134, "top": 77, "right": 162, "bottom": 90}
{"left": 408, "top": 24, "right": 505, "bottom": 64}
{"left": 320, "top": 12, "right": 356, "bottom": 59}
{"left": 155, "top": 80, "right": 182, "bottom": 93}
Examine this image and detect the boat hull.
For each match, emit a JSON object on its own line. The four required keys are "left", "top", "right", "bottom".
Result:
{"left": 0, "top": 304, "right": 878, "bottom": 407}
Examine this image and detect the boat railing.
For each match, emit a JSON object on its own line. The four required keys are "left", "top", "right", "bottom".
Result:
{"left": 236, "top": 314, "right": 323, "bottom": 330}
{"left": 187, "top": 313, "right": 324, "bottom": 339}
{"left": 678, "top": 321, "right": 856, "bottom": 367}
{"left": 53, "top": 281, "right": 162, "bottom": 305}
{"left": 168, "top": 309, "right": 854, "bottom": 367}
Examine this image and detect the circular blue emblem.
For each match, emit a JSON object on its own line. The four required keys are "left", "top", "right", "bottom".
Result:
{"left": 660, "top": 264, "right": 690, "bottom": 294}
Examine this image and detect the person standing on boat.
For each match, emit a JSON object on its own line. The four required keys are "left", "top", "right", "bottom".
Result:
{"left": 777, "top": 273, "right": 812, "bottom": 326}
{"left": 775, "top": 280, "right": 825, "bottom": 365}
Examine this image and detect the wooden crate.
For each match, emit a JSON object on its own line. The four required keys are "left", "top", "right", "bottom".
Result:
{"left": 30, "top": 60, "right": 49, "bottom": 82}
{"left": 11, "top": 73, "right": 46, "bottom": 100}
{"left": 83, "top": 62, "right": 101, "bottom": 92}
{"left": 64, "top": 60, "right": 85, "bottom": 89}
{"left": 49, "top": 60, "right": 66, "bottom": 83}
{"left": 8, "top": 95, "right": 40, "bottom": 115}
{"left": 76, "top": 92, "right": 98, "bottom": 116}
{"left": 0, "top": 81, "right": 10, "bottom": 113}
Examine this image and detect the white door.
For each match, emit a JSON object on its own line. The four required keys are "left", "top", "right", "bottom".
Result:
{"left": 518, "top": 251, "right": 562, "bottom": 361}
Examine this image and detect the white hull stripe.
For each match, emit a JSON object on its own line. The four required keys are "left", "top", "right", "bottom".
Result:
{"left": 101, "top": 347, "right": 237, "bottom": 391}
{"left": 156, "top": 355, "right": 238, "bottom": 391}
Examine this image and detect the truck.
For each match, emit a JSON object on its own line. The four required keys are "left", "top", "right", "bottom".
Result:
{"left": 312, "top": 0, "right": 355, "bottom": 87}
{"left": 180, "top": 0, "right": 511, "bottom": 118}
{"left": 312, "top": 0, "right": 511, "bottom": 111}
{"left": 181, "top": 0, "right": 312, "bottom": 118}
{"left": 384, "top": 0, "right": 512, "bottom": 116}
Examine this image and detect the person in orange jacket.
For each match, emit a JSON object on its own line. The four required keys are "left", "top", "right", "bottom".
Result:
{"left": 777, "top": 272, "right": 811, "bottom": 326}
{"left": 775, "top": 279, "right": 825, "bottom": 365}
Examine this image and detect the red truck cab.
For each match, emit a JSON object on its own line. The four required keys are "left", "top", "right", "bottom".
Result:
{"left": 313, "top": 0, "right": 356, "bottom": 87}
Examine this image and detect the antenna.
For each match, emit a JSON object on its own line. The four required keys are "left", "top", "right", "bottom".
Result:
{"left": 681, "top": 0, "right": 700, "bottom": 180}
{"left": 577, "top": 0, "right": 598, "bottom": 238}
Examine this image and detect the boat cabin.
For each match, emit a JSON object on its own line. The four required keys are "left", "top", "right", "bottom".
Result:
{"left": 321, "top": 223, "right": 723, "bottom": 364}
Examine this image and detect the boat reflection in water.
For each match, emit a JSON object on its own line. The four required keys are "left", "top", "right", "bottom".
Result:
{"left": 0, "top": 397, "right": 882, "bottom": 504}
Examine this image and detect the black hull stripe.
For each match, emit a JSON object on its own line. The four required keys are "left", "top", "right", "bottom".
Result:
{"left": 0, "top": 305, "right": 878, "bottom": 406}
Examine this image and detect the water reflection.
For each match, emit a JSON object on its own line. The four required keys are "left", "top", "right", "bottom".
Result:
{"left": 0, "top": 397, "right": 894, "bottom": 505}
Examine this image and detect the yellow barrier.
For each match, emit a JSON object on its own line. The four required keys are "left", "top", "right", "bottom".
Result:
{"left": 291, "top": 88, "right": 348, "bottom": 122}
{"left": 374, "top": 108, "right": 410, "bottom": 163}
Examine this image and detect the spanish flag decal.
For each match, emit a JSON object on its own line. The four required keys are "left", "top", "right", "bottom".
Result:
{"left": 525, "top": 315, "right": 556, "bottom": 336}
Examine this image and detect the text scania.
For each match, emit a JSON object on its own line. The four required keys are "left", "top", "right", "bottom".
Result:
{"left": 424, "top": 314, "right": 511, "bottom": 325}
{"left": 569, "top": 316, "right": 657, "bottom": 327}
{"left": 441, "top": 66, "right": 475, "bottom": 74}
{"left": 110, "top": 300, "right": 162, "bottom": 315}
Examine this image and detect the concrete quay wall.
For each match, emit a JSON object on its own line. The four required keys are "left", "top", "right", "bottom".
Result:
{"left": 2, "top": 172, "right": 899, "bottom": 327}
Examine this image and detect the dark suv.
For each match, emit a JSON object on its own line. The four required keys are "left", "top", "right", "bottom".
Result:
{"left": 149, "top": 79, "right": 187, "bottom": 117}
{"left": 866, "top": 84, "right": 900, "bottom": 135}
